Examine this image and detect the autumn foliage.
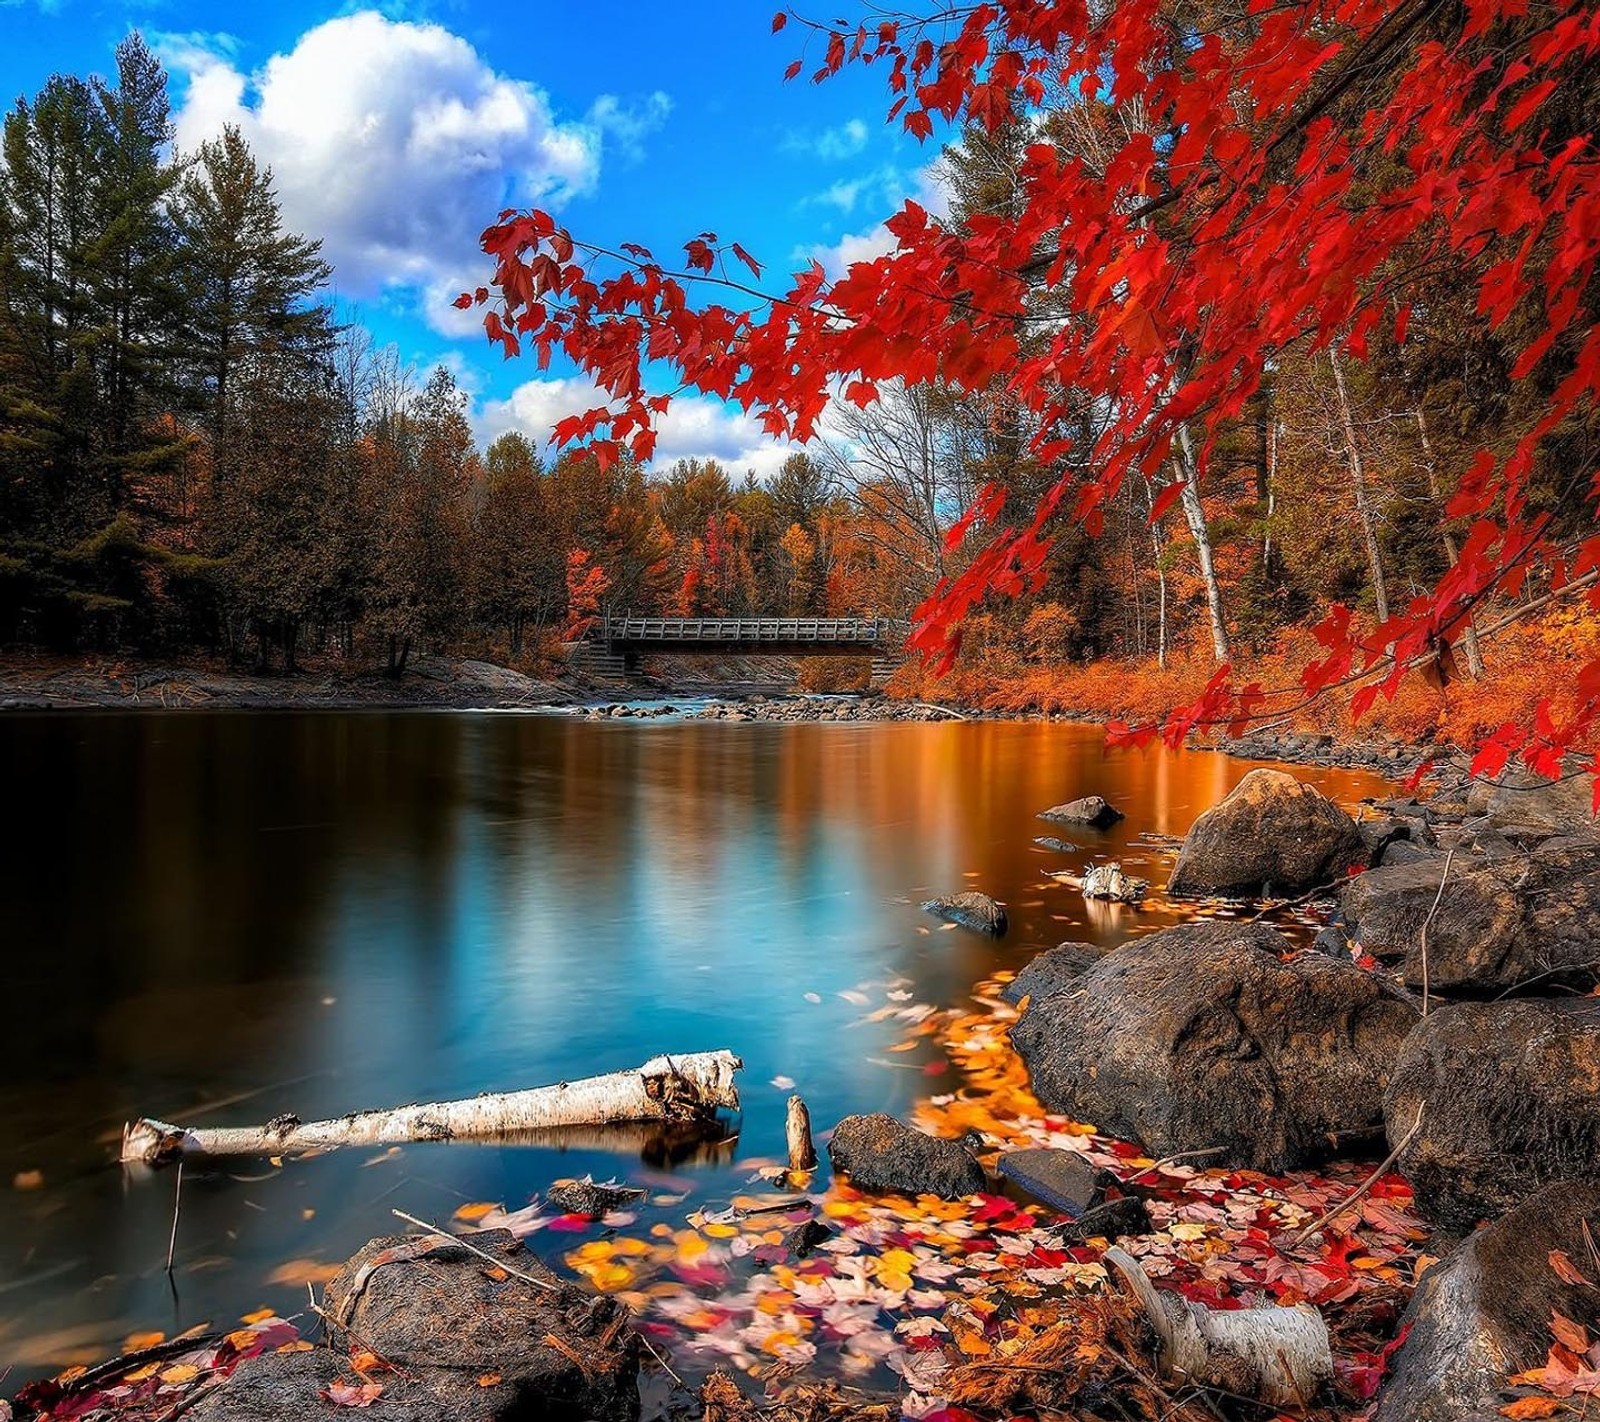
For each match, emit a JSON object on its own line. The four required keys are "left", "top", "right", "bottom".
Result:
{"left": 464, "top": 2, "right": 1600, "bottom": 785}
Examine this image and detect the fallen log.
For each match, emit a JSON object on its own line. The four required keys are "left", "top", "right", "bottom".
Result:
{"left": 121, "top": 1051, "right": 743, "bottom": 1167}
{"left": 1106, "top": 1246, "right": 1333, "bottom": 1407}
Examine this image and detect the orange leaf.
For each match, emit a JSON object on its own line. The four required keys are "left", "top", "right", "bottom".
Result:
{"left": 1500, "top": 1399, "right": 1564, "bottom": 1419}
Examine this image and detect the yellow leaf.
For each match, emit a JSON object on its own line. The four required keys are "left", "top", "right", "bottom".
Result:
{"left": 124, "top": 1364, "right": 160, "bottom": 1383}
{"left": 453, "top": 1202, "right": 497, "bottom": 1222}
{"left": 241, "top": 1308, "right": 276, "bottom": 1325}
{"left": 124, "top": 1330, "right": 166, "bottom": 1351}
{"left": 160, "top": 1363, "right": 200, "bottom": 1385}
{"left": 277, "top": 1340, "right": 315, "bottom": 1354}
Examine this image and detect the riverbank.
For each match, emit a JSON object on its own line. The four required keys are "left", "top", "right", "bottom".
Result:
{"left": 0, "top": 652, "right": 1447, "bottom": 786}
{"left": 13, "top": 759, "right": 1600, "bottom": 1422}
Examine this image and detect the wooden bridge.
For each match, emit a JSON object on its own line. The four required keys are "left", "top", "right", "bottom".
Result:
{"left": 576, "top": 615, "right": 910, "bottom": 680}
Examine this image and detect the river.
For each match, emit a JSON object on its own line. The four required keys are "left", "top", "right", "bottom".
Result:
{"left": 0, "top": 709, "right": 1389, "bottom": 1379}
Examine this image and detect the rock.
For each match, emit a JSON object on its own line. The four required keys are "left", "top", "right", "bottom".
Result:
{"left": 827, "top": 1113, "right": 985, "bottom": 1200}
{"left": 782, "top": 1218, "right": 834, "bottom": 1258}
{"left": 996, "top": 1148, "right": 1116, "bottom": 1217}
{"left": 189, "top": 1230, "right": 638, "bottom": 1422}
{"left": 1311, "top": 925, "right": 1352, "bottom": 959}
{"left": 1487, "top": 768, "right": 1598, "bottom": 838}
{"left": 1341, "top": 842, "right": 1600, "bottom": 995}
{"left": 1359, "top": 816, "right": 1415, "bottom": 862}
{"left": 1053, "top": 1195, "right": 1154, "bottom": 1246}
{"left": 546, "top": 1178, "right": 647, "bottom": 1220}
{"left": 1385, "top": 999, "right": 1600, "bottom": 1227}
{"left": 1168, "top": 769, "right": 1365, "bottom": 897}
{"left": 1010, "top": 921, "right": 1419, "bottom": 1170}
{"left": 920, "top": 890, "right": 1007, "bottom": 936}
{"left": 1033, "top": 835, "right": 1081, "bottom": 853}
{"left": 1379, "top": 838, "right": 1445, "bottom": 867}
{"left": 1375, "top": 1183, "right": 1600, "bottom": 1422}
{"left": 1039, "top": 795, "right": 1124, "bottom": 829}
{"left": 1000, "top": 942, "right": 1105, "bottom": 1005}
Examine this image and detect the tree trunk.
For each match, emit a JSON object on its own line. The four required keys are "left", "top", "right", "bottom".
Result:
{"left": 1416, "top": 406, "right": 1486, "bottom": 678}
{"left": 122, "top": 1051, "right": 744, "bottom": 1167}
{"left": 1329, "top": 349, "right": 1390, "bottom": 624}
{"left": 1175, "top": 424, "right": 1230, "bottom": 663}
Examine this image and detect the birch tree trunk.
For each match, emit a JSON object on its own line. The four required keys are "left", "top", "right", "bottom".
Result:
{"left": 1328, "top": 349, "right": 1391, "bottom": 624}
{"left": 1175, "top": 424, "right": 1230, "bottom": 663}
{"left": 1416, "top": 406, "right": 1486, "bottom": 678}
{"left": 122, "top": 1051, "right": 743, "bottom": 1167}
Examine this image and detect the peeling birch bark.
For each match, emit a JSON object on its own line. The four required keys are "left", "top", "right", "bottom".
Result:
{"left": 121, "top": 1051, "right": 743, "bottom": 1167}
{"left": 1107, "top": 1246, "right": 1333, "bottom": 1407}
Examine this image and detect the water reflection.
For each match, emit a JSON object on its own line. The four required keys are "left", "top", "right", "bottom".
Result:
{"left": 0, "top": 712, "right": 1387, "bottom": 1376}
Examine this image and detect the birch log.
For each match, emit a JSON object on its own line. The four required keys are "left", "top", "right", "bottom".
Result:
{"left": 121, "top": 1050, "right": 743, "bottom": 1167}
{"left": 1106, "top": 1246, "right": 1333, "bottom": 1407}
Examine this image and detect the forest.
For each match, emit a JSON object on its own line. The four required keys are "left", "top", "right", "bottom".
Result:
{"left": 3, "top": 24, "right": 1597, "bottom": 754}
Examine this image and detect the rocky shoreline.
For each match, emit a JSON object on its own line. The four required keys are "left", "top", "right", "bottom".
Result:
{"left": 13, "top": 754, "right": 1600, "bottom": 1422}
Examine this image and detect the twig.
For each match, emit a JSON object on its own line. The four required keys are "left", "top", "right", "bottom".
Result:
{"left": 389, "top": 1209, "right": 559, "bottom": 1292}
{"left": 1418, "top": 850, "right": 1455, "bottom": 1017}
{"left": 1282, "top": 1103, "right": 1425, "bottom": 1251}
{"left": 638, "top": 1333, "right": 684, "bottom": 1389}
{"left": 165, "top": 1161, "right": 184, "bottom": 1274}
{"left": 1246, "top": 884, "right": 1337, "bottom": 922}
{"left": 152, "top": 1376, "right": 225, "bottom": 1422}
{"left": 1128, "top": 1146, "right": 1229, "bottom": 1182}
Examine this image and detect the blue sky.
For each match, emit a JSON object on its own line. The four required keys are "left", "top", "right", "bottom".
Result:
{"left": 1, "top": 0, "right": 947, "bottom": 474}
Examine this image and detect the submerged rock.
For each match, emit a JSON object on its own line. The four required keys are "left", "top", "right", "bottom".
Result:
{"left": 1341, "top": 842, "right": 1600, "bottom": 995}
{"left": 189, "top": 1229, "right": 639, "bottom": 1422}
{"left": 827, "top": 1113, "right": 985, "bottom": 1200}
{"left": 1386, "top": 998, "right": 1600, "bottom": 1227}
{"left": 920, "top": 890, "right": 1007, "bottom": 936}
{"left": 1011, "top": 921, "right": 1418, "bottom": 1170}
{"left": 1039, "top": 795, "right": 1124, "bottom": 829}
{"left": 1168, "top": 769, "right": 1364, "bottom": 897}
{"left": 1376, "top": 1183, "right": 1600, "bottom": 1422}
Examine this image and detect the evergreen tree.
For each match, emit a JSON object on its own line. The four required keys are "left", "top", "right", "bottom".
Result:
{"left": 174, "top": 125, "right": 332, "bottom": 479}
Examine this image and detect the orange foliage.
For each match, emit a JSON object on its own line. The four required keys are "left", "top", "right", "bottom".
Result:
{"left": 890, "top": 607, "right": 1600, "bottom": 756}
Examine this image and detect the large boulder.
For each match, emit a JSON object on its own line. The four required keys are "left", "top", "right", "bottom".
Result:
{"left": 1000, "top": 942, "right": 1106, "bottom": 1005}
{"left": 827, "top": 1113, "right": 985, "bottom": 1200}
{"left": 1376, "top": 1183, "right": 1600, "bottom": 1422}
{"left": 1487, "top": 768, "right": 1598, "bottom": 838}
{"left": 1039, "top": 795, "right": 1123, "bottom": 829}
{"left": 1011, "top": 921, "right": 1419, "bottom": 1170}
{"left": 1386, "top": 999, "right": 1600, "bottom": 1227}
{"left": 920, "top": 890, "right": 1007, "bottom": 936}
{"left": 189, "top": 1230, "right": 639, "bottom": 1422}
{"left": 1168, "top": 769, "right": 1364, "bottom": 897}
{"left": 1341, "top": 842, "right": 1600, "bottom": 995}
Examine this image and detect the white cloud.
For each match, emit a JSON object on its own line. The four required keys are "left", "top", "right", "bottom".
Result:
{"left": 808, "top": 162, "right": 951, "bottom": 278}
{"left": 162, "top": 14, "right": 669, "bottom": 335}
{"left": 478, "top": 377, "right": 802, "bottom": 479}
{"left": 786, "top": 117, "right": 869, "bottom": 161}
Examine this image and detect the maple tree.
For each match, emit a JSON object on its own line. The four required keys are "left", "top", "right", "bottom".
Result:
{"left": 462, "top": 2, "right": 1600, "bottom": 786}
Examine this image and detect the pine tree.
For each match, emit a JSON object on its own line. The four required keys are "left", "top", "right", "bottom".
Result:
{"left": 174, "top": 125, "right": 332, "bottom": 480}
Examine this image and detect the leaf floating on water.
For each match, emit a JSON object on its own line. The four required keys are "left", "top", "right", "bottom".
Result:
{"left": 266, "top": 1257, "right": 342, "bottom": 1287}
{"left": 453, "top": 1201, "right": 499, "bottom": 1222}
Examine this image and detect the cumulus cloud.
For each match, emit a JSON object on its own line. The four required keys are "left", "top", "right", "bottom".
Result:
{"left": 478, "top": 378, "right": 802, "bottom": 480}
{"left": 161, "top": 14, "right": 668, "bottom": 334}
{"left": 808, "top": 162, "right": 951, "bottom": 278}
{"left": 785, "top": 117, "right": 870, "bottom": 161}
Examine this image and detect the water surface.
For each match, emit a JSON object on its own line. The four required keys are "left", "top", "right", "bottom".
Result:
{"left": 0, "top": 711, "right": 1388, "bottom": 1376}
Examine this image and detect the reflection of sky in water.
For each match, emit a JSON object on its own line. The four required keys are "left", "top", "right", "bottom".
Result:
{"left": 0, "top": 713, "right": 1390, "bottom": 1378}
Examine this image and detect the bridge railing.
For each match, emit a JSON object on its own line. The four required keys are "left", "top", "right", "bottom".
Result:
{"left": 599, "top": 616, "right": 908, "bottom": 645}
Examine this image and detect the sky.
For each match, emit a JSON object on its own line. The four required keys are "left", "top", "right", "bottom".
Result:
{"left": 0, "top": 0, "right": 950, "bottom": 476}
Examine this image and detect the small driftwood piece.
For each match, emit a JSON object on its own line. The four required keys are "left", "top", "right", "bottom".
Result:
{"left": 1106, "top": 1246, "right": 1333, "bottom": 1407}
{"left": 786, "top": 1094, "right": 817, "bottom": 1172}
{"left": 121, "top": 1051, "right": 743, "bottom": 1167}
